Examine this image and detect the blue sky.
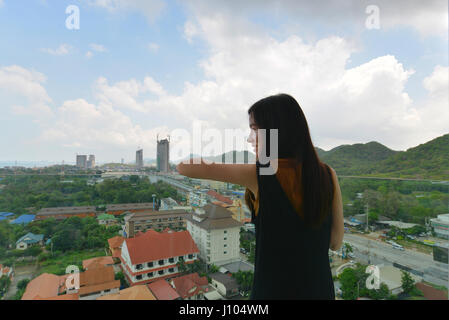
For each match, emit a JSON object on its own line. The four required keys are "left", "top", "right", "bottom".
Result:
{"left": 0, "top": 0, "right": 447, "bottom": 164}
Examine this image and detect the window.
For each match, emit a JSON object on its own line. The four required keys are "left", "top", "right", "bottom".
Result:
{"left": 158, "top": 259, "right": 164, "bottom": 265}
{"left": 136, "top": 275, "right": 142, "bottom": 280}
{"left": 168, "top": 268, "right": 174, "bottom": 273}
{"left": 147, "top": 262, "right": 153, "bottom": 268}
{"left": 158, "top": 270, "right": 164, "bottom": 275}
{"left": 224, "top": 230, "right": 227, "bottom": 234}
{"left": 168, "top": 257, "right": 174, "bottom": 263}
{"left": 178, "top": 256, "right": 184, "bottom": 261}
{"left": 224, "top": 251, "right": 227, "bottom": 254}
{"left": 136, "top": 264, "right": 143, "bottom": 270}
{"left": 147, "top": 272, "right": 153, "bottom": 278}
{"left": 224, "top": 244, "right": 227, "bottom": 247}
{"left": 188, "top": 254, "right": 193, "bottom": 259}
{"left": 224, "top": 237, "right": 227, "bottom": 240}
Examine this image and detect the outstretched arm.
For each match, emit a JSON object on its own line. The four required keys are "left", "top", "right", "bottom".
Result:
{"left": 176, "top": 158, "right": 258, "bottom": 195}
{"left": 329, "top": 167, "right": 344, "bottom": 251}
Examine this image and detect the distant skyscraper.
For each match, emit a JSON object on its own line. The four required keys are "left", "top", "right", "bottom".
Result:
{"left": 157, "top": 136, "right": 170, "bottom": 173}
{"left": 87, "top": 155, "right": 95, "bottom": 169}
{"left": 136, "top": 149, "right": 143, "bottom": 169}
{"left": 76, "top": 155, "right": 87, "bottom": 168}
{"left": 121, "top": 158, "right": 124, "bottom": 165}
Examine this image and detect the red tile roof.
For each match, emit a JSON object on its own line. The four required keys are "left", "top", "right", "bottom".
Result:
{"left": 82, "top": 256, "right": 114, "bottom": 270}
{"left": 36, "top": 293, "right": 79, "bottom": 300}
{"left": 207, "top": 190, "right": 233, "bottom": 205}
{"left": 22, "top": 273, "right": 62, "bottom": 300}
{"left": 211, "top": 201, "right": 231, "bottom": 208}
{"left": 97, "top": 285, "right": 156, "bottom": 300}
{"left": 147, "top": 279, "right": 180, "bottom": 300}
{"left": 171, "top": 272, "right": 209, "bottom": 299}
{"left": 108, "top": 236, "right": 124, "bottom": 249}
{"left": 124, "top": 229, "right": 199, "bottom": 265}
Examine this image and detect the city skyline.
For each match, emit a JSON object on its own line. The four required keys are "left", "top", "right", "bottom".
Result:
{"left": 0, "top": 0, "right": 447, "bottom": 163}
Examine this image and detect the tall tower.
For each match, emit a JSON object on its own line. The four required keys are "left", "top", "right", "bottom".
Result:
{"left": 76, "top": 154, "right": 87, "bottom": 169}
{"left": 157, "top": 135, "right": 170, "bottom": 173}
{"left": 136, "top": 148, "right": 143, "bottom": 169}
{"left": 87, "top": 155, "right": 95, "bottom": 169}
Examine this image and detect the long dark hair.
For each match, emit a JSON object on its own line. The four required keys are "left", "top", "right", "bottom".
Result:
{"left": 247, "top": 93, "right": 334, "bottom": 228}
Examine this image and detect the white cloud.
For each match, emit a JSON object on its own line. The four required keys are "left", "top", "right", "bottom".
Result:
{"left": 87, "top": 0, "right": 166, "bottom": 23}
{"left": 184, "top": 20, "right": 199, "bottom": 44}
{"left": 39, "top": 98, "right": 170, "bottom": 160}
{"left": 85, "top": 51, "right": 94, "bottom": 59}
{"left": 0, "top": 65, "right": 53, "bottom": 119}
{"left": 89, "top": 43, "right": 107, "bottom": 52}
{"left": 40, "top": 44, "right": 72, "bottom": 56}
{"left": 184, "top": 0, "right": 448, "bottom": 38}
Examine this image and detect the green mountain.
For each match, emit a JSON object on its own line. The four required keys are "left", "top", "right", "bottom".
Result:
{"left": 319, "top": 133, "right": 449, "bottom": 180}
{"left": 369, "top": 133, "right": 449, "bottom": 180}
{"left": 318, "top": 141, "right": 399, "bottom": 175}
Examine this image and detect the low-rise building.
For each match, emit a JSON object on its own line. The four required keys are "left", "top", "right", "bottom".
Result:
{"left": 16, "top": 232, "right": 44, "bottom": 250}
{"left": 147, "top": 279, "right": 181, "bottom": 300}
{"left": 160, "top": 197, "right": 179, "bottom": 210}
{"left": 430, "top": 213, "right": 449, "bottom": 239}
{"left": 82, "top": 256, "right": 114, "bottom": 270}
{"left": 35, "top": 206, "right": 97, "bottom": 221}
{"left": 187, "top": 191, "right": 208, "bottom": 207}
{"left": 106, "top": 202, "right": 156, "bottom": 216}
{"left": 108, "top": 236, "right": 125, "bottom": 263}
{"left": 97, "top": 285, "right": 156, "bottom": 300}
{"left": 209, "top": 272, "right": 239, "bottom": 298}
{"left": 186, "top": 204, "right": 243, "bottom": 266}
{"left": 120, "top": 229, "right": 200, "bottom": 286}
{"left": 22, "top": 273, "right": 77, "bottom": 300}
{"left": 170, "top": 272, "right": 209, "bottom": 300}
{"left": 97, "top": 213, "right": 118, "bottom": 227}
{"left": 77, "top": 265, "right": 120, "bottom": 300}
{"left": 124, "top": 209, "right": 189, "bottom": 237}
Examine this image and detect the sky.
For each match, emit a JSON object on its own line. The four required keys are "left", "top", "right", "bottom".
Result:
{"left": 0, "top": 0, "right": 448, "bottom": 164}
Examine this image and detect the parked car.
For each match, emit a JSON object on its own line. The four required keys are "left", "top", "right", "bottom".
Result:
{"left": 240, "top": 248, "right": 247, "bottom": 254}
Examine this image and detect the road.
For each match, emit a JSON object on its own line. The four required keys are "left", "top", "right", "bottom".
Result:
{"left": 4, "top": 265, "right": 38, "bottom": 300}
{"left": 343, "top": 233, "right": 449, "bottom": 289}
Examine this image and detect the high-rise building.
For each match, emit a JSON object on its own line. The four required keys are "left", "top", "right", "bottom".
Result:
{"left": 157, "top": 137, "right": 170, "bottom": 173}
{"left": 87, "top": 155, "right": 96, "bottom": 169}
{"left": 76, "top": 155, "right": 87, "bottom": 169}
{"left": 136, "top": 149, "right": 143, "bottom": 169}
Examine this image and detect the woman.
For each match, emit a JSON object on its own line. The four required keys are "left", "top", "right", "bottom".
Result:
{"left": 177, "top": 93, "right": 344, "bottom": 300}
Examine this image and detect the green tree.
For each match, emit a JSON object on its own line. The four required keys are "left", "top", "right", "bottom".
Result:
{"left": 17, "top": 278, "right": 30, "bottom": 291}
{"left": 401, "top": 271, "right": 415, "bottom": 295}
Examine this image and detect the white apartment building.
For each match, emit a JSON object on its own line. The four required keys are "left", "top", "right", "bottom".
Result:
{"left": 120, "top": 229, "right": 200, "bottom": 286}
{"left": 186, "top": 204, "right": 243, "bottom": 266}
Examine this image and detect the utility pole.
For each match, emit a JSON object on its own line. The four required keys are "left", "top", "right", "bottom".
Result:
{"left": 365, "top": 203, "right": 369, "bottom": 233}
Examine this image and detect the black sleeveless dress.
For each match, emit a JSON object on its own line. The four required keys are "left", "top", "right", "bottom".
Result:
{"left": 249, "top": 160, "right": 335, "bottom": 300}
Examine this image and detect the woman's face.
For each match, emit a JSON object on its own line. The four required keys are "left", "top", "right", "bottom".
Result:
{"left": 247, "top": 113, "right": 258, "bottom": 154}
